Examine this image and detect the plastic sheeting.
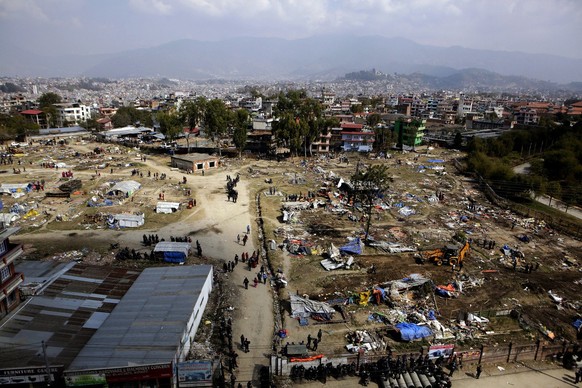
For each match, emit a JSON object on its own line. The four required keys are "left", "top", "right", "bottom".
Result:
{"left": 395, "top": 323, "right": 433, "bottom": 341}
{"left": 163, "top": 251, "right": 186, "bottom": 263}
{"left": 340, "top": 238, "right": 363, "bottom": 255}
{"left": 290, "top": 294, "right": 335, "bottom": 320}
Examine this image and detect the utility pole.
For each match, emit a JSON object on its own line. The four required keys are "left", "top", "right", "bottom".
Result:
{"left": 42, "top": 341, "right": 53, "bottom": 386}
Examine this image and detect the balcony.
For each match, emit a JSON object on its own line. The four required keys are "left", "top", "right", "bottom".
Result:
{"left": 0, "top": 272, "right": 24, "bottom": 301}
{"left": 1, "top": 243, "right": 24, "bottom": 268}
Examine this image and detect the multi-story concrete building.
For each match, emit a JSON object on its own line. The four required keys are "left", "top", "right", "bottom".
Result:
{"left": 514, "top": 107, "right": 539, "bottom": 125}
{"left": 341, "top": 123, "right": 375, "bottom": 152}
{"left": 310, "top": 129, "right": 332, "bottom": 155}
{"left": 0, "top": 223, "right": 24, "bottom": 318}
{"left": 394, "top": 118, "right": 426, "bottom": 149}
{"left": 54, "top": 102, "right": 92, "bottom": 126}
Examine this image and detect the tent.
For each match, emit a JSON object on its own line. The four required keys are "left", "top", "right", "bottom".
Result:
{"left": 156, "top": 201, "right": 181, "bottom": 214}
{"left": 395, "top": 323, "right": 433, "bottom": 341}
{"left": 110, "top": 213, "right": 144, "bottom": 228}
{"left": 340, "top": 238, "right": 363, "bottom": 255}
{"left": 108, "top": 180, "right": 141, "bottom": 197}
{"left": 289, "top": 294, "right": 336, "bottom": 321}
{"left": 0, "top": 183, "right": 32, "bottom": 195}
{"left": 154, "top": 242, "right": 191, "bottom": 263}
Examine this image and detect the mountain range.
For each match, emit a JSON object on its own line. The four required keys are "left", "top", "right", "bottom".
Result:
{"left": 1, "top": 35, "right": 581, "bottom": 85}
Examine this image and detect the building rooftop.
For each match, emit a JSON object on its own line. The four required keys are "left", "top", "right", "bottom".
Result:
{"left": 0, "top": 263, "right": 140, "bottom": 369}
{"left": 171, "top": 153, "right": 218, "bottom": 162}
{"left": 68, "top": 265, "right": 212, "bottom": 370}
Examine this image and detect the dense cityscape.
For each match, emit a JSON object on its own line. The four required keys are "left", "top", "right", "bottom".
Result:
{"left": 1, "top": 1, "right": 582, "bottom": 388}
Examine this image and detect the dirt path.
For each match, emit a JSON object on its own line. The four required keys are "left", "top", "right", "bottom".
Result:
{"left": 16, "top": 147, "right": 275, "bottom": 386}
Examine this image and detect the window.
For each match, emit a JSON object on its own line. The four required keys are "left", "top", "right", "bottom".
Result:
{"left": 209, "top": 161, "right": 215, "bottom": 168}
{"left": 196, "top": 163, "right": 203, "bottom": 170}
{"left": 1, "top": 266, "right": 10, "bottom": 282}
{"left": 6, "top": 290, "right": 15, "bottom": 306}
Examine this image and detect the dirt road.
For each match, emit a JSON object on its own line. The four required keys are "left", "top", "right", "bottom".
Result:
{"left": 15, "top": 149, "right": 275, "bottom": 386}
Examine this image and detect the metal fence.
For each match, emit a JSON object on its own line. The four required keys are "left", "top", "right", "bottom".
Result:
{"left": 272, "top": 339, "right": 580, "bottom": 376}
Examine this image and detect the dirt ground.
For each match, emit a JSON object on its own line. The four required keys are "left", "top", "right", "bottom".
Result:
{"left": 3, "top": 138, "right": 581, "bottom": 386}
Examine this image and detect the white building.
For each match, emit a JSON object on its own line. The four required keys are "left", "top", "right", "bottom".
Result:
{"left": 54, "top": 102, "right": 92, "bottom": 126}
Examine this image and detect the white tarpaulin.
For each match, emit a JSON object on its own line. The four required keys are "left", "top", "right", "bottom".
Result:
{"left": 156, "top": 201, "right": 180, "bottom": 214}
{"left": 290, "top": 293, "right": 336, "bottom": 319}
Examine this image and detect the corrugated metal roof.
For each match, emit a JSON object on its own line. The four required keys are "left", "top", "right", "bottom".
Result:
{"left": 68, "top": 265, "right": 212, "bottom": 370}
{"left": 0, "top": 263, "right": 140, "bottom": 369}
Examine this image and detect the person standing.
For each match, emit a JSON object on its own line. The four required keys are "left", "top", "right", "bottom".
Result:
{"left": 312, "top": 338, "right": 318, "bottom": 351}
{"left": 307, "top": 334, "right": 312, "bottom": 348}
{"left": 247, "top": 225, "right": 250, "bottom": 234}
{"left": 237, "top": 234, "right": 241, "bottom": 244}
{"left": 317, "top": 328, "right": 322, "bottom": 342}
{"left": 449, "top": 360, "right": 457, "bottom": 377}
{"left": 475, "top": 364, "right": 482, "bottom": 379}
{"left": 243, "top": 277, "right": 249, "bottom": 290}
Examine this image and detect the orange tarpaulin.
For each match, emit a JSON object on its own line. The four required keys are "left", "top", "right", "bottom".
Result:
{"left": 290, "top": 354, "right": 324, "bottom": 362}
{"left": 436, "top": 284, "right": 456, "bottom": 292}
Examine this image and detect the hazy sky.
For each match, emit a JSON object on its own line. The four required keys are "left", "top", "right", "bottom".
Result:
{"left": 1, "top": 0, "right": 581, "bottom": 58}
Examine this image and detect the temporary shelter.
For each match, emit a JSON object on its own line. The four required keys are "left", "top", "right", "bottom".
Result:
{"left": 156, "top": 202, "right": 181, "bottom": 214}
{"left": 154, "top": 242, "right": 191, "bottom": 263}
{"left": 289, "top": 294, "right": 336, "bottom": 321}
{"left": 110, "top": 213, "right": 145, "bottom": 228}
{"left": 108, "top": 180, "right": 141, "bottom": 197}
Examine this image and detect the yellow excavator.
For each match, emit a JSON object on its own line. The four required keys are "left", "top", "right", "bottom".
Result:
{"left": 415, "top": 241, "right": 470, "bottom": 266}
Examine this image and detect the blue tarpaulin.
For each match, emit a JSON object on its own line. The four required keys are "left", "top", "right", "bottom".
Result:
{"left": 395, "top": 322, "right": 433, "bottom": 341}
{"left": 573, "top": 319, "right": 582, "bottom": 330}
{"left": 340, "top": 238, "right": 362, "bottom": 255}
{"left": 427, "top": 159, "right": 445, "bottom": 163}
{"left": 163, "top": 251, "right": 186, "bottom": 263}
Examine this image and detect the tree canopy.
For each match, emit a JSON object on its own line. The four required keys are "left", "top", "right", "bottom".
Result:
{"left": 465, "top": 120, "right": 582, "bottom": 206}
{"left": 111, "top": 107, "right": 153, "bottom": 128}
{"left": 272, "top": 90, "right": 325, "bottom": 156}
{"left": 38, "top": 92, "right": 62, "bottom": 108}
{"left": 232, "top": 109, "right": 249, "bottom": 157}
{"left": 156, "top": 111, "right": 182, "bottom": 141}
{"left": 350, "top": 164, "right": 392, "bottom": 239}
{"left": 204, "top": 99, "right": 230, "bottom": 155}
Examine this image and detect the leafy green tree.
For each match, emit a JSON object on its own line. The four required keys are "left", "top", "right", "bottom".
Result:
{"left": 546, "top": 181, "right": 562, "bottom": 206}
{"left": 111, "top": 109, "right": 131, "bottom": 128}
{"left": 111, "top": 107, "right": 153, "bottom": 128}
{"left": 232, "top": 109, "right": 249, "bottom": 157}
{"left": 453, "top": 131, "right": 463, "bottom": 149}
{"left": 350, "top": 104, "right": 364, "bottom": 114}
{"left": 374, "top": 125, "right": 393, "bottom": 152}
{"left": 272, "top": 91, "right": 327, "bottom": 157}
{"left": 351, "top": 164, "right": 392, "bottom": 240}
{"left": 204, "top": 99, "right": 230, "bottom": 155}
{"left": 366, "top": 113, "right": 382, "bottom": 127}
{"left": 156, "top": 111, "right": 182, "bottom": 141}
{"left": 80, "top": 118, "right": 98, "bottom": 131}
{"left": 543, "top": 149, "right": 579, "bottom": 182}
{"left": 179, "top": 97, "right": 207, "bottom": 152}
{"left": 0, "top": 113, "right": 39, "bottom": 139}
{"left": 38, "top": 92, "right": 62, "bottom": 108}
